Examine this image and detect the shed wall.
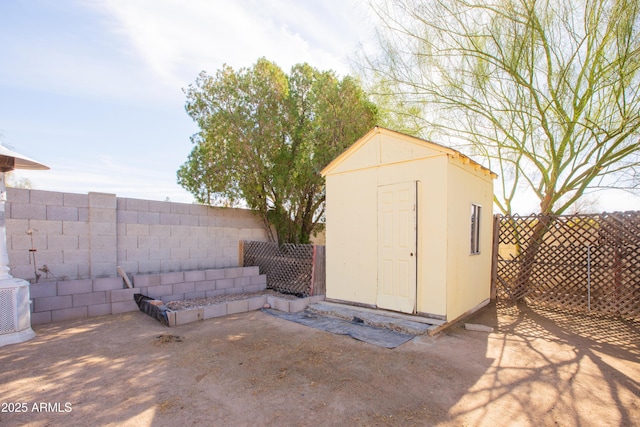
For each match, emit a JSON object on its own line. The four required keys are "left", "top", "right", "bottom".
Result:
{"left": 445, "top": 160, "right": 494, "bottom": 320}
{"left": 324, "top": 130, "right": 495, "bottom": 321}
{"left": 325, "top": 168, "right": 378, "bottom": 305}
{"left": 325, "top": 152, "right": 451, "bottom": 316}
{"left": 415, "top": 159, "right": 449, "bottom": 317}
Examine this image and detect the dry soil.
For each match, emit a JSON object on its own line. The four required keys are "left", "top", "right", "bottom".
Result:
{"left": 0, "top": 302, "right": 638, "bottom": 426}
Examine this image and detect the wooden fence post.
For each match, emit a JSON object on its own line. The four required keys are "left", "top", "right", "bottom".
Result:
{"left": 238, "top": 240, "right": 245, "bottom": 267}
{"left": 310, "top": 245, "right": 317, "bottom": 296}
{"left": 313, "top": 245, "right": 326, "bottom": 296}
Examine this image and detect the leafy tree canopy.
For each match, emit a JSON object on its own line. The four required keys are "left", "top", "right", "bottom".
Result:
{"left": 178, "top": 58, "right": 378, "bottom": 243}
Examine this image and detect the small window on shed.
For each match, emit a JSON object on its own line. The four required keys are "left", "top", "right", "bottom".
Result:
{"left": 470, "top": 204, "right": 482, "bottom": 255}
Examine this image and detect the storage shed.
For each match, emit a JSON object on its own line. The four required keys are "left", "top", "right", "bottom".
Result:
{"left": 320, "top": 127, "right": 496, "bottom": 322}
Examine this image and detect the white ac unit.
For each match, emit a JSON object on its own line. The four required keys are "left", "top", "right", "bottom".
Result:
{"left": 0, "top": 280, "right": 35, "bottom": 347}
{"left": 0, "top": 287, "right": 17, "bottom": 334}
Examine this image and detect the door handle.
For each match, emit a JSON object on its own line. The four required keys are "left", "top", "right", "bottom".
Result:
{"left": 410, "top": 252, "right": 414, "bottom": 256}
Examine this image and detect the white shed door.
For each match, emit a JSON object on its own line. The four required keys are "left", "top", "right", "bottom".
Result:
{"left": 377, "top": 181, "right": 417, "bottom": 314}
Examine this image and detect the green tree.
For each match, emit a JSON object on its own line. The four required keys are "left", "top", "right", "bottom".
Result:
{"left": 5, "top": 171, "right": 32, "bottom": 189}
{"left": 364, "top": 0, "right": 640, "bottom": 216}
{"left": 178, "top": 58, "right": 378, "bottom": 243}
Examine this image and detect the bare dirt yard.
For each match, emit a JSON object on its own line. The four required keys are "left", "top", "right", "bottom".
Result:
{"left": 1, "top": 302, "right": 638, "bottom": 427}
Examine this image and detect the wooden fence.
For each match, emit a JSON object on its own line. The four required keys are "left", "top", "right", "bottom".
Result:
{"left": 240, "top": 241, "right": 325, "bottom": 297}
{"left": 493, "top": 211, "right": 640, "bottom": 320}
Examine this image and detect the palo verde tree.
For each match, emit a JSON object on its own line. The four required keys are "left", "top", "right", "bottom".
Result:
{"left": 178, "top": 58, "right": 378, "bottom": 243}
{"left": 364, "top": 0, "right": 640, "bottom": 216}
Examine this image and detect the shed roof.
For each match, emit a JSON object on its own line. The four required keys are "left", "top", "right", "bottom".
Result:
{"left": 320, "top": 126, "right": 497, "bottom": 178}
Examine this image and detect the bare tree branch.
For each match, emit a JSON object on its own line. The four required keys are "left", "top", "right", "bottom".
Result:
{"left": 363, "top": 0, "right": 640, "bottom": 215}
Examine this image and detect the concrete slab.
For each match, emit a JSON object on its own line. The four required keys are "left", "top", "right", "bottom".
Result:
{"left": 264, "top": 309, "right": 415, "bottom": 349}
{"left": 288, "top": 297, "right": 310, "bottom": 313}
{"left": 319, "top": 301, "right": 445, "bottom": 325}
{"left": 307, "top": 302, "right": 439, "bottom": 336}
{"left": 465, "top": 323, "right": 494, "bottom": 332}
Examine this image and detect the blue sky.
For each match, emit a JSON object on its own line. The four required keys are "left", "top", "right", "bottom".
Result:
{"left": 1, "top": 1, "right": 638, "bottom": 212}
{"left": 0, "top": 0, "right": 374, "bottom": 203}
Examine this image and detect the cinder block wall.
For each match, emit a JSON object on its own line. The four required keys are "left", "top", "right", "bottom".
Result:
{"left": 133, "top": 266, "right": 266, "bottom": 303}
{"left": 29, "top": 267, "right": 268, "bottom": 325}
{"left": 6, "top": 188, "right": 270, "bottom": 282}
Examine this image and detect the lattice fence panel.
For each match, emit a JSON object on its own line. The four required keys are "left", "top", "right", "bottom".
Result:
{"left": 495, "top": 212, "right": 640, "bottom": 320}
{"left": 242, "top": 241, "right": 315, "bottom": 296}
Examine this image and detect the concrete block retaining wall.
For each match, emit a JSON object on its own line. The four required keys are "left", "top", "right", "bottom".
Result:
{"left": 30, "top": 266, "right": 268, "bottom": 325}
{"left": 168, "top": 294, "right": 326, "bottom": 326}
{"left": 7, "top": 189, "right": 323, "bottom": 327}
{"left": 6, "top": 188, "right": 270, "bottom": 283}
{"left": 132, "top": 266, "right": 266, "bottom": 303}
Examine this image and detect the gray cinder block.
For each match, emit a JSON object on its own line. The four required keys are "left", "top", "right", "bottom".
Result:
{"left": 226, "top": 299, "right": 249, "bottom": 315}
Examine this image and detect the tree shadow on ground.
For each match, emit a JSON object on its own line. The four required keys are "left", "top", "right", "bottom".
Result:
{"left": 0, "top": 312, "right": 178, "bottom": 426}
{"left": 447, "top": 301, "right": 639, "bottom": 426}
{"left": 2, "top": 304, "right": 636, "bottom": 426}
{"left": 0, "top": 309, "right": 492, "bottom": 426}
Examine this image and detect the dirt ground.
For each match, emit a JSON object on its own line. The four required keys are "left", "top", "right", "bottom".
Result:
{"left": 1, "top": 302, "right": 638, "bottom": 427}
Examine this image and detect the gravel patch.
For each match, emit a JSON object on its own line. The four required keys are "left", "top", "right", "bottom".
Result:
{"left": 166, "top": 289, "right": 300, "bottom": 311}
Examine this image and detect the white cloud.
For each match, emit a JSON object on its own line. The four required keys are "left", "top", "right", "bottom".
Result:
{"left": 0, "top": 3, "right": 178, "bottom": 107}
{"left": 94, "top": 0, "right": 373, "bottom": 87}
{"left": 1, "top": 0, "right": 382, "bottom": 206}
{"left": 1, "top": 0, "right": 377, "bottom": 109}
